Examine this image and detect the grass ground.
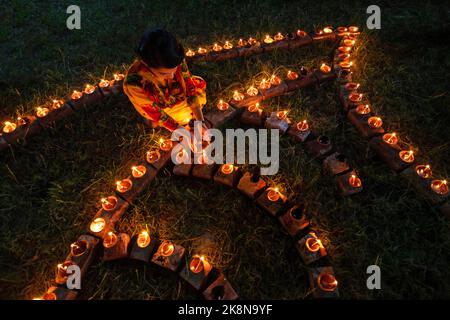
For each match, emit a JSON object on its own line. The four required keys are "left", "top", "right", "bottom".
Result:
{"left": 1, "top": 0, "right": 449, "bottom": 299}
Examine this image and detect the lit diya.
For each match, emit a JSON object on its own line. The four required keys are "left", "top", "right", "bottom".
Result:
{"left": 101, "top": 196, "right": 117, "bottom": 211}
{"left": 217, "top": 99, "right": 230, "bottom": 111}
{"left": 345, "top": 82, "right": 360, "bottom": 91}
{"left": 36, "top": 107, "right": 49, "bottom": 118}
{"left": 431, "top": 180, "right": 448, "bottom": 195}
{"left": 399, "top": 150, "right": 415, "bottom": 163}
{"left": 339, "top": 61, "right": 353, "bottom": 69}
{"left": 190, "top": 255, "right": 209, "bottom": 273}
{"left": 221, "top": 164, "right": 234, "bottom": 175}
{"left": 338, "top": 46, "right": 352, "bottom": 53}
{"left": 415, "top": 165, "right": 432, "bottom": 179}
{"left": 71, "top": 90, "right": 83, "bottom": 100}
{"left": 84, "top": 84, "right": 95, "bottom": 94}
{"left": 186, "top": 49, "right": 195, "bottom": 57}
{"left": 382, "top": 132, "right": 398, "bottom": 145}
{"left": 266, "top": 187, "right": 284, "bottom": 202}
{"left": 320, "top": 63, "right": 331, "bottom": 73}
{"left": 296, "top": 30, "right": 307, "bottom": 37}
{"left": 259, "top": 78, "right": 271, "bottom": 90}
{"left": 276, "top": 111, "right": 287, "bottom": 120}
{"left": 248, "top": 103, "right": 260, "bottom": 113}
{"left": 52, "top": 99, "right": 64, "bottom": 109}
{"left": 367, "top": 116, "right": 383, "bottom": 129}
{"left": 159, "top": 138, "right": 173, "bottom": 151}
{"left": 248, "top": 37, "right": 258, "bottom": 45}
{"left": 270, "top": 74, "right": 282, "bottom": 86}
{"left": 317, "top": 272, "right": 338, "bottom": 292}
{"left": 348, "top": 174, "right": 362, "bottom": 188}
{"left": 264, "top": 34, "right": 274, "bottom": 44}
{"left": 159, "top": 241, "right": 175, "bottom": 256}
{"left": 146, "top": 149, "right": 161, "bottom": 163}
{"left": 274, "top": 32, "right": 284, "bottom": 41}
{"left": 70, "top": 240, "right": 88, "bottom": 257}
{"left": 116, "top": 179, "right": 132, "bottom": 193}
{"left": 131, "top": 165, "right": 147, "bottom": 178}
{"left": 344, "top": 39, "right": 356, "bottom": 47}
{"left": 223, "top": 41, "right": 233, "bottom": 49}
{"left": 103, "top": 232, "right": 118, "bottom": 248}
{"left": 3, "top": 121, "right": 17, "bottom": 133}
{"left": 348, "top": 26, "right": 359, "bottom": 33}
{"left": 137, "top": 230, "right": 151, "bottom": 248}
{"left": 305, "top": 237, "right": 322, "bottom": 252}
{"left": 56, "top": 261, "right": 75, "bottom": 279}
{"left": 212, "top": 43, "right": 223, "bottom": 52}
{"left": 233, "top": 90, "right": 245, "bottom": 101}
{"left": 356, "top": 104, "right": 371, "bottom": 115}
{"left": 348, "top": 92, "right": 363, "bottom": 103}
{"left": 197, "top": 47, "right": 207, "bottom": 55}
{"left": 246, "top": 86, "right": 259, "bottom": 96}
{"left": 113, "top": 74, "right": 125, "bottom": 81}
{"left": 99, "top": 79, "right": 110, "bottom": 88}
{"left": 238, "top": 38, "right": 247, "bottom": 47}
{"left": 296, "top": 120, "right": 309, "bottom": 132}
{"left": 89, "top": 217, "right": 106, "bottom": 233}
{"left": 287, "top": 70, "right": 299, "bottom": 80}
{"left": 323, "top": 26, "right": 333, "bottom": 34}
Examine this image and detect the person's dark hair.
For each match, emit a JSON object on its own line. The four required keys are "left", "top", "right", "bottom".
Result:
{"left": 136, "top": 28, "right": 185, "bottom": 69}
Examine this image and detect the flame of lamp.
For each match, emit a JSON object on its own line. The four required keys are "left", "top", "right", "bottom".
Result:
{"left": 217, "top": 100, "right": 230, "bottom": 111}
{"left": 3, "top": 121, "right": 17, "bottom": 133}
{"left": 349, "top": 26, "right": 359, "bottom": 33}
{"left": 339, "top": 61, "right": 353, "bottom": 69}
{"left": 159, "top": 139, "right": 173, "bottom": 151}
{"left": 264, "top": 35, "right": 274, "bottom": 44}
{"left": 259, "top": 79, "right": 271, "bottom": 90}
{"left": 186, "top": 49, "right": 195, "bottom": 57}
{"left": 52, "top": 99, "right": 64, "bottom": 109}
{"left": 221, "top": 164, "right": 234, "bottom": 175}
{"left": 287, "top": 70, "right": 299, "bottom": 80}
{"left": 233, "top": 91, "right": 244, "bottom": 101}
{"left": 16, "top": 117, "right": 27, "bottom": 126}
{"left": 305, "top": 237, "right": 321, "bottom": 252}
{"left": 296, "top": 120, "right": 309, "bottom": 132}
{"left": 338, "top": 46, "right": 352, "bottom": 53}
{"left": 36, "top": 107, "right": 49, "bottom": 118}
{"left": 71, "top": 90, "right": 83, "bottom": 100}
{"left": 89, "top": 218, "right": 105, "bottom": 233}
{"left": 415, "top": 165, "right": 432, "bottom": 179}
{"left": 345, "top": 83, "right": 360, "bottom": 91}
{"left": 198, "top": 47, "right": 207, "bottom": 54}
{"left": 84, "top": 84, "right": 95, "bottom": 94}
{"left": 160, "top": 241, "right": 175, "bottom": 256}
{"left": 382, "top": 133, "right": 398, "bottom": 145}
{"left": 131, "top": 165, "right": 147, "bottom": 178}
{"left": 323, "top": 26, "right": 333, "bottom": 34}
{"left": 116, "top": 179, "right": 133, "bottom": 193}
{"left": 267, "top": 188, "right": 281, "bottom": 202}
{"left": 337, "top": 26, "right": 348, "bottom": 33}
{"left": 246, "top": 86, "right": 258, "bottom": 96}
{"left": 103, "top": 232, "right": 118, "bottom": 248}
{"left": 349, "top": 92, "right": 363, "bottom": 103}
{"left": 338, "top": 53, "right": 351, "bottom": 60}
{"left": 399, "top": 150, "right": 415, "bottom": 163}
{"left": 190, "top": 256, "right": 205, "bottom": 273}
{"left": 344, "top": 39, "right": 356, "bottom": 47}
{"left": 276, "top": 111, "right": 287, "bottom": 120}
{"left": 297, "top": 30, "right": 307, "bottom": 37}
{"left": 212, "top": 43, "right": 223, "bottom": 52}
{"left": 238, "top": 38, "right": 247, "bottom": 47}
{"left": 274, "top": 32, "right": 284, "bottom": 41}
{"left": 137, "top": 231, "right": 151, "bottom": 248}
{"left": 223, "top": 41, "right": 233, "bottom": 49}
{"left": 146, "top": 150, "right": 161, "bottom": 163}
{"left": 114, "top": 74, "right": 125, "bottom": 81}
{"left": 248, "top": 103, "right": 260, "bottom": 113}
{"left": 430, "top": 180, "right": 449, "bottom": 195}
{"left": 317, "top": 272, "right": 338, "bottom": 292}
{"left": 356, "top": 104, "right": 371, "bottom": 115}
{"left": 320, "top": 63, "right": 331, "bottom": 73}
{"left": 248, "top": 37, "right": 257, "bottom": 45}
{"left": 367, "top": 117, "right": 383, "bottom": 129}
{"left": 348, "top": 174, "right": 362, "bottom": 188}
{"left": 42, "top": 293, "right": 57, "bottom": 300}
{"left": 101, "top": 196, "right": 117, "bottom": 211}
{"left": 56, "top": 261, "right": 74, "bottom": 278}
{"left": 99, "top": 79, "right": 110, "bottom": 88}
{"left": 270, "top": 75, "right": 282, "bottom": 86}
{"left": 70, "top": 240, "right": 88, "bottom": 257}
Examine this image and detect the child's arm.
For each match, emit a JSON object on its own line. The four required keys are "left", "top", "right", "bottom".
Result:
{"left": 123, "top": 73, "right": 179, "bottom": 131}
{"left": 181, "top": 61, "right": 207, "bottom": 114}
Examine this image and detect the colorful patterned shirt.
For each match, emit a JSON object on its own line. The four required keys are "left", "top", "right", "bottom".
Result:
{"left": 123, "top": 59, "right": 207, "bottom": 131}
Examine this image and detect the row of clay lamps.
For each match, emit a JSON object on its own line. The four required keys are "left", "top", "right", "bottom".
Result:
{"left": 333, "top": 30, "right": 449, "bottom": 216}
{"left": 185, "top": 25, "right": 359, "bottom": 63}
{"left": 0, "top": 74, "right": 125, "bottom": 152}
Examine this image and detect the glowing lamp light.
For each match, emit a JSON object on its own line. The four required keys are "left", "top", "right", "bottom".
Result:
{"left": 348, "top": 174, "right": 362, "bottom": 188}
{"left": 339, "top": 61, "right": 353, "bottom": 69}
{"left": 274, "top": 32, "right": 284, "bottom": 41}
{"left": 159, "top": 138, "right": 173, "bottom": 151}
{"left": 221, "top": 164, "right": 234, "bottom": 175}
{"left": 42, "top": 293, "right": 56, "bottom": 300}
{"left": 217, "top": 99, "right": 230, "bottom": 111}
{"left": 381, "top": 133, "right": 397, "bottom": 145}
{"left": 116, "top": 179, "right": 133, "bottom": 193}
{"left": 3, "top": 121, "right": 17, "bottom": 134}
{"left": 223, "top": 41, "right": 233, "bottom": 49}
{"left": 238, "top": 38, "right": 247, "bottom": 47}
{"left": 146, "top": 150, "right": 161, "bottom": 163}
{"left": 276, "top": 111, "right": 287, "bottom": 120}
{"left": 99, "top": 79, "right": 110, "bottom": 88}
{"left": 190, "top": 255, "right": 207, "bottom": 273}
{"left": 70, "top": 240, "right": 88, "bottom": 257}
{"left": 246, "top": 86, "right": 259, "bottom": 96}
{"left": 338, "top": 53, "right": 351, "bottom": 60}
{"left": 348, "top": 26, "right": 359, "bottom": 33}
{"left": 198, "top": 47, "right": 207, "bottom": 55}
{"left": 337, "top": 26, "right": 348, "bottom": 33}
{"left": 296, "top": 120, "right": 309, "bottom": 132}
{"left": 248, "top": 103, "right": 260, "bottom": 113}
{"left": 103, "top": 232, "right": 118, "bottom": 248}
{"left": 16, "top": 117, "right": 27, "bottom": 126}
{"left": 305, "top": 237, "right": 322, "bottom": 252}
{"left": 131, "top": 165, "right": 147, "bottom": 178}
{"left": 344, "top": 39, "right": 356, "bottom": 47}
{"left": 89, "top": 218, "right": 106, "bottom": 233}
{"left": 415, "top": 165, "right": 432, "bottom": 179}
{"left": 264, "top": 34, "right": 274, "bottom": 44}
{"left": 317, "top": 272, "right": 338, "bottom": 292}
{"left": 84, "top": 84, "right": 95, "bottom": 94}
{"left": 35, "top": 107, "right": 49, "bottom": 118}
{"left": 270, "top": 74, "right": 282, "bottom": 86}
{"left": 101, "top": 196, "right": 117, "bottom": 211}
{"left": 71, "top": 90, "right": 83, "bottom": 100}
{"left": 212, "top": 43, "right": 223, "bottom": 52}
{"left": 113, "top": 74, "right": 125, "bottom": 81}
{"left": 259, "top": 78, "right": 271, "bottom": 90}
{"left": 248, "top": 37, "right": 258, "bottom": 45}
{"left": 399, "top": 150, "right": 415, "bottom": 163}
{"left": 356, "top": 104, "right": 371, "bottom": 115}
{"left": 338, "top": 46, "right": 352, "bottom": 53}
{"left": 349, "top": 92, "right": 363, "bottom": 103}
{"left": 323, "top": 26, "right": 333, "bottom": 34}
{"left": 345, "top": 82, "right": 360, "bottom": 91}
{"left": 137, "top": 230, "right": 151, "bottom": 248}
{"left": 233, "top": 90, "right": 245, "bottom": 101}
{"left": 431, "top": 180, "right": 449, "bottom": 195}
{"left": 56, "top": 261, "right": 74, "bottom": 279}
{"left": 320, "top": 63, "right": 331, "bottom": 73}
{"left": 176, "top": 149, "right": 189, "bottom": 164}
{"left": 186, "top": 49, "right": 195, "bottom": 57}
{"left": 287, "top": 70, "right": 299, "bottom": 80}
{"left": 367, "top": 116, "right": 383, "bottom": 129}
{"left": 160, "top": 241, "right": 175, "bottom": 257}
{"left": 52, "top": 99, "right": 64, "bottom": 109}
{"left": 267, "top": 187, "right": 281, "bottom": 202}
{"left": 297, "top": 30, "right": 307, "bottom": 37}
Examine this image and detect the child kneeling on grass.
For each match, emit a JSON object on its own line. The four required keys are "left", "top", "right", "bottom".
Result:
{"left": 124, "top": 28, "right": 208, "bottom": 133}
